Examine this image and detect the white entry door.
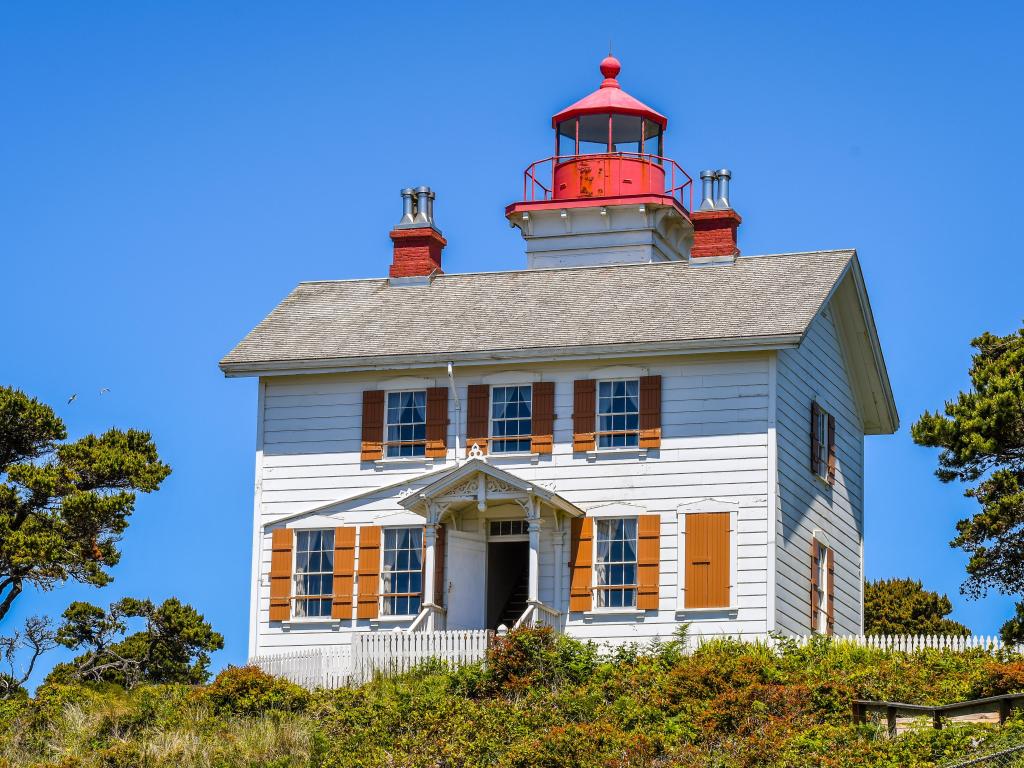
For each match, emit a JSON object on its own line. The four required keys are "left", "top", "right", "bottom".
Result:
{"left": 445, "top": 529, "right": 487, "bottom": 629}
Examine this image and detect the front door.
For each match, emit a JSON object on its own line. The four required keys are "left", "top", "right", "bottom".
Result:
{"left": 445, "top": 529, "right": 487, "bottom": 629}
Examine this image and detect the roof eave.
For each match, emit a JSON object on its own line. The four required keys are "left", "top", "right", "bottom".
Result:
{"left": 220, "top": 333, "right": 804, "bottom": 378}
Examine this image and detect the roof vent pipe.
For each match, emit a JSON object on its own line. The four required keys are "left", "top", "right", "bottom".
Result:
{"left": 414, "top": 186, "right": 432, "bottom": 225}
{"left": 715, "top": 169, "right": 732, "bottom": 210}
{"left": 399, "top": 188, "right": 416, "bottom": 225}
{"left": 426, "top": 189, "right": 436, "bottom": 226}
{"left": 699, "top": 170, "right": 717, "bottom": 211}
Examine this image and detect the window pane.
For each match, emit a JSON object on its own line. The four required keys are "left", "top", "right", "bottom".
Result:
{"left": 557, "top": 118, "right": 576, "bottom": 157}
{"left": 611, "top": 114, "right": 642, "bottom": 154}
{"left": 578, "top": 114, "right": 609, "bottom": 154}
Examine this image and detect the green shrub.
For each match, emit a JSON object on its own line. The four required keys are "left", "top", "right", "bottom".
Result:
{"left": 199, "top": 665, "right": 309, "bottom": 716}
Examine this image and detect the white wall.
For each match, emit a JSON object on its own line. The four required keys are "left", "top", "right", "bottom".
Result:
{"left": 250, "top": 353, "right": 773, "bottom": 656}
{"left": 774, "top": 305, "right": 865, "bottom": 636}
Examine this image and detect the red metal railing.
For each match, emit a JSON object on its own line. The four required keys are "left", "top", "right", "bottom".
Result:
{"left": 521, "top": 153, "right": 693, "bottom": 212}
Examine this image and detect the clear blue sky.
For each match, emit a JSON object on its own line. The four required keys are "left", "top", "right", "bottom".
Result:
{"left": 3, "top": 1, "right": 1022, "bottom": 687}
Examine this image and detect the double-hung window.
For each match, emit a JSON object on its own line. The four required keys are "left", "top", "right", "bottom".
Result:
{"left": 813, "top": 406, "right": 829, "bottom": 480}
{"left": 597, "top": 379, "right": 640, "bottom": 448}
{"left": 815, "top": 540, "right": 829, "bottom": 633}
{"left": 594, "top": 518, "right": 638, "bottom": 608}
{"left": 490, "top": 385, "right": 532, "bottom": 454}
{"left": 385, "top": 390, "right": 426, "bottom": 458}
{"left": 381, "top": 527, "right": 423, "bottom": 616}
{"left": 293, "top": 529, "right": 334, "bottom": 618}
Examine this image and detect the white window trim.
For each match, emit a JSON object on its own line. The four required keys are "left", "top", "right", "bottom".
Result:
{"left": 675, "top": 499, "right": 739, "bottom": 615}
{"left": 594, "top": 377, "right": 642, "bottom": 452}
{"left": 378, "top": 525, "right": 424, "bottom": 620}
{"left": 382, "top": 388, "right": 429, "bottom": 461}
{"left": 488, "top": 383, "right": 535, "bottom": 457}
{"left": 591, "top": 515, "right": 640, "bottom": 612}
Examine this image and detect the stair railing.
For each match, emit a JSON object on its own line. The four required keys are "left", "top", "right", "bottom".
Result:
{"left": 407, "top": 602, "right": 446, "bottom": 632}
{"left": 513, "top": 600, "right": 560, "bottom": 631}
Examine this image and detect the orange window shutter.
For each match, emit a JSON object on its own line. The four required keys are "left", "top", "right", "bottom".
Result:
{"left": 810, "top": 401, "right": 822, "bottom": 475}
{"left": 425, "top": 387, "right": 449, "bottom": 458}
{"left": 684, "top": 513, "right": 730, "bottom": 609}
{"left": 433, "top": 524, "right": 446, "bottom": 606}
{"left": 530, "top": 381, "right": 555, "bottom": 454}
{"left": 572, "top": 380, "right": 596, "bottom": 453}
{"left": 269, "top": 528, "right": 293, "bottom": 622}
{"left": 636, "top": 515, "right": 661, "bottom": 610}
{"left": 356, "top": 526, "right": 381, "bottom": 619}
{"left": 332, "top": 527, "right": 356, "bottom": 620}
{"left": 466, "top": 384, "right": 490, "bottom": 456}
{"left": 639, "top": 375, "right": 662, "bottom": 449}
{"left": 361, "top": 390, "right": 385, "bottom": 461}
{"left": 826, "top": 547, "right": 835, "bottom": 636}
{"left": 827, "top": 414, "right": 837, "bottom": 486}
{"left": 809, "top": 537, "right": 820, "bottom": 632}
{"left": 569, "top": 517, "right": 593, "bottom": 612}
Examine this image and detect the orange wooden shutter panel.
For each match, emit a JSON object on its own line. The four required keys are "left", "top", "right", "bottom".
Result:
{"left": 425, "top": 387, "right": 449, "bottom": 458}
{"left": 636, "top": 514, "right": 661, "bottom": 610}
{"left": 569, "top": 517, "right": 593, "bottom": 612}
{"left": 826, "top": 414, "right": 837, "bottom": 486}
{"left": 826, "top": 547, "right": 835, "bottom": 636}
{"left": 433, "top": 524, "right": 446, "bottom": 606}
{"left": 809, "top": 537, "right": 820, "bottom": 632}
{"left": 361, "top": 390, "right": 385, "bottom": 461}
{"left": 639, "top": 375, "right": 662, "bottom": 449}
{"left": 465, "top": 384, "right": 490, "bottom": 455}
{"left": 684, "top": 513, "right": 730, "bottom": 609}
{"left": 531, "top": 381, "right": 555, "bottom": 454}
{"left": 332, "top": 527, "right": 356, "bottom": 620}
{"left": 572, "top": 380, "right": 596, "bottom": 452}
{"left": 269, "top": 528, "right": 293, "bottom": 622}
{"left": 357, "top": 526, "right": 381, "bottom": 619}
{"left": 810, "top": 401, "right": 822, "bottom": 475}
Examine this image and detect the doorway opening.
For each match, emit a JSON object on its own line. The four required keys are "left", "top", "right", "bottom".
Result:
{"left": 486, "top": 541, "right": 529, "bottom": 630}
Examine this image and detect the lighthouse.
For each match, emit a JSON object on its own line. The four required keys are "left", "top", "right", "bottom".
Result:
{"left": 506, "top": 56, "right": 740, "bottom": 268}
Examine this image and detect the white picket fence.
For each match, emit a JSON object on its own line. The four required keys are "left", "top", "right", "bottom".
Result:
{"left": 250, "top": 629, "right": 492, "bottom": 689}
{"left": 787, "top": 634, "right": 1008, "bottom": 653}
{"left": 250, "top": 631, "right": 1011, "bottom": 690}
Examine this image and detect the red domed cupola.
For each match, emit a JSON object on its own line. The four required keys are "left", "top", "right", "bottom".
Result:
{"left": 507, "top": 56, "right": 698, "bottom": 269}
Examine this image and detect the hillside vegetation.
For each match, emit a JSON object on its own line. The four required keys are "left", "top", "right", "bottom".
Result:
{"left": 3, "top": 629, "right": 1024, "bottom": 768}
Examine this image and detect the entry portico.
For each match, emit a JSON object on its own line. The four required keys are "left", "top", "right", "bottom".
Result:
{"left": 399, "top": 457, "right": 585, "bottom": 632}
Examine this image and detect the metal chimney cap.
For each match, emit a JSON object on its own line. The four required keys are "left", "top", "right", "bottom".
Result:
{"left": 716, "top": 168, "right": 732, "bottom": 178}
{"left": 400, "top": 187, "right": 415, "bottom": 196}
{"left": 415, "top": 185, "right": 431, "bottom": 193}
{"left": 699, "top": 169, "right": 717, "bottom": 179}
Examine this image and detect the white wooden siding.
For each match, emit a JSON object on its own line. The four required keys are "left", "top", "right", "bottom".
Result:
{"left": 774, "top": 305, "right": 865, "bottom": 636}
{"left": 251, "top": 354, "right": 774, "bottom": 654}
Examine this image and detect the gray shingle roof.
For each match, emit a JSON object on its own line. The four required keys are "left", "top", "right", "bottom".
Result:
{"left": 220, "top": 251, "right": 853, "bottom": 373}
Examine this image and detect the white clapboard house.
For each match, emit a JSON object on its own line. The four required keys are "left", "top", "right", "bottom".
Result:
{"left": 222, "top": 56, "right": 897, "bottom": 665}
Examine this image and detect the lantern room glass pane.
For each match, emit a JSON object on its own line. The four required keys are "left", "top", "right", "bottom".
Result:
{"left": 557, "top": 119, "right": 576, "bottom": 158}
{"left": 643, "top": 119, "right": 662, "bottom": 160}
{"left": 611, "top": 114, "right": 642, "bottom": 154}
{"left": 578, "top": 113, "right": 610, "bottom": 154}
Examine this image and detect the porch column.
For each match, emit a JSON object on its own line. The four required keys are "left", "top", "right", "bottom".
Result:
{"left": 528, "top": 503, "right": 541, "bottom": 604}
{"left": 423, "top": 522, "right": 437, "bottom": 631}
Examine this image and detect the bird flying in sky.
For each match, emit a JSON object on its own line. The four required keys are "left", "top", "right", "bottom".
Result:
{"left": 67, "top": 393, "right": 77, "bottom": 404}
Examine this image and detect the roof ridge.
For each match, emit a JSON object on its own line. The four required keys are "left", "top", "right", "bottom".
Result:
{"left": 296, "top": 249, "right": 856, "bottom": 286}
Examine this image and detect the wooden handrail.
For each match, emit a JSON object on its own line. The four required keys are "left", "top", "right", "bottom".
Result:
{"left": 852, "top": 692, "right": 1024, "bottom": 737}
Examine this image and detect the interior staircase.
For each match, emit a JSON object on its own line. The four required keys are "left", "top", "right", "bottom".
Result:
{"left": 496, "top": 566, "right": 530, "bottom": 630}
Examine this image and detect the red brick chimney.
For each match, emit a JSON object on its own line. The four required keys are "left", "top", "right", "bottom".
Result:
{"left": 390, "top": 186, "right": 446, "bottom": 278}
{"left": 690, "top": 169, "right": 741, "bottom": 260}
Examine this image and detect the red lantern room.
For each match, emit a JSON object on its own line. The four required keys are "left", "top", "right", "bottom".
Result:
{"left": 509, "top": 56, "right": 692, "bottom": 214}
{"left": 506, "top": 56, "right": 699, "bottom": 269}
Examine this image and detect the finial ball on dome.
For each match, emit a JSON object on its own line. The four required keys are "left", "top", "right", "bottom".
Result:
{"left": 600, "top": 55, "right": 621, "bottom": 80}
